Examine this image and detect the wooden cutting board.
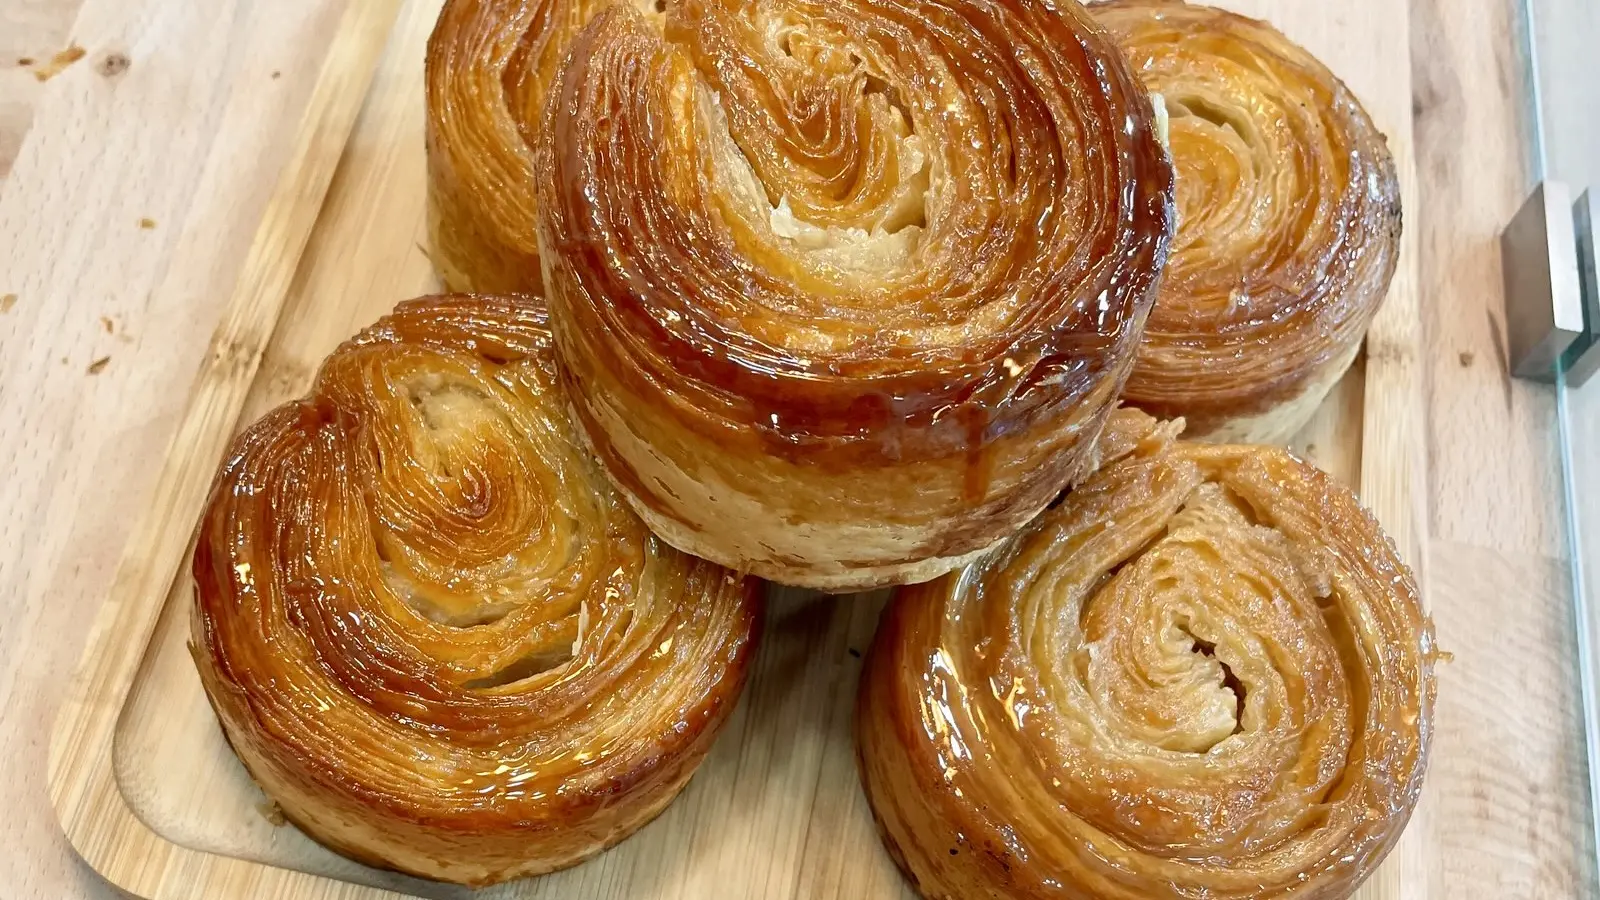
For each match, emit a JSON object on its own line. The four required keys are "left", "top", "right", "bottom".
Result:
{"left": 46, "top": 0, "right": 1425, "bottom": 897}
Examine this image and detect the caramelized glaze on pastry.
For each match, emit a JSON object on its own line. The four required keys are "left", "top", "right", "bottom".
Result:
{"left": 191, "top": 295, "right": 761, "bottom": 886}
{"left": 1091, "top": 1, "right": 1402, "bottom": 443}
{"left": 425, "top": 0, "right": 640, "bottom": 293}
{"left": 857, "top": 410, "right": 1437, "bottom": 899}
{"left": 535, "top": 0, "right": 1174, "bottom": 591}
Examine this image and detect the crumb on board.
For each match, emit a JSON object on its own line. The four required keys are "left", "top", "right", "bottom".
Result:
{"left": 96, "top": 52, "right": 130, "bottom": 78}
{"left": 16, "top": 57, "right": 35, "bottom": 67}
{"left": 257, "top": 800, "right": 287, "bottom": 826}
{"left": 1459, "top": 351, "right": 1474, "bottom": 367}
{"left": 138, "top": 217, "right": 156, "bottom": 230}
{"left": 100, "top": 315, "right": 114, "bottom": 334}
{"left": 0, "top": 293, "right": 15, "bottom": 313}
{"left": 33, "top": 45, "right": 86, "bottom": 82}
{"left": 271, "top": 70, "right": 281, "bottom": 79}
{"left": 87, "top": 355, "right": 110, "bottom": 375}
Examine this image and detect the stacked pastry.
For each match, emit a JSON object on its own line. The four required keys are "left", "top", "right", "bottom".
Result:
{"left": 193, "top": 296, "right": 760, "bottom": 884}
{"left": 1094, "top": 0, "right": 1402, "bottom": 442}
{"left": 532, "top": 0, "right": 1173, "bottom": 591}
{"left": 857, "top": 408, "right": 1437, "bottom": 899}
{"left": 191, "top": 0, "right": 1434, "bottom": 895}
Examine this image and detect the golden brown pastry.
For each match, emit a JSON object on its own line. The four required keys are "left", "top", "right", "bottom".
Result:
{"left": 1090, "top": 1, "right": 1402, "bottom": 443}
{"left": 535, "top": 0, "right": 1174, "bottom": 591}
{"left": 425, "top": 0, "right": 641, "bottom": 293}
{"left": 857, "top": 410, "right": 1437, "bottom": 900}
{"left": 191, "top": 295, "right": 761, "bottom": 887}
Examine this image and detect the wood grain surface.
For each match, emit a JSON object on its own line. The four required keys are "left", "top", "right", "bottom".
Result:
{"left": 1411, "top": 0, "right": 1592, "bottom": 896}
{"left": 1, "top": 0, "right": 1590, "bottom": 898}
{"left": 1, "top": 1, "right": 352, "bottom": 897}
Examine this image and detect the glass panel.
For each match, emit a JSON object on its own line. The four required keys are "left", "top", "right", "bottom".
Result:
{"left": 1527, "top": 0, "right": 1600, "bottom": 880}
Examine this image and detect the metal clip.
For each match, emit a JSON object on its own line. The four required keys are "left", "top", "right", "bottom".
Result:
{"left": 1501, "top": 181, "right": 1600, "bottom": 384}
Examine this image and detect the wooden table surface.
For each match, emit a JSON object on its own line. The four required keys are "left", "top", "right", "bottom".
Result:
{"left": 0, "top": 1, "right": 1587, "bottom": 898}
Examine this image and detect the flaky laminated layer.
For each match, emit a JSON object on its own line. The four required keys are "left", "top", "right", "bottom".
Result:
{"left": 535, "top": 0, "right": 1175, "bottom": 590}
{"left": 858, "top": 410, "right": 1438, "bottom": 899}
{"left": 425, "top": 0, "right": 658, "bottom": 293}
{"left": 1092, "top": 1, "right": 1402, "bottom": 443}
{"left": 191, "top": 294, "right": 760, "bottom": 887}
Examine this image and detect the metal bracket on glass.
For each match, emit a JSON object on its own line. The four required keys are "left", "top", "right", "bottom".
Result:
{"left": 1502, "top": 181, "right": 1600, "bottom": 384}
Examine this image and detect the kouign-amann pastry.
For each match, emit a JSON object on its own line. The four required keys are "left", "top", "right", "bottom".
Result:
{"left": 192, "top": 295, "right": 760, "bottom": 886}
{"left": 858, "top": 410, "right": 1437, "bottom": 899}
{"left": 1092, "top": 0, "right": 1402, "bottom": 443}
{"left": 536, "top": 0, "right": 1174, "bottom": 590}
{"left": 425, "top": 0, "right": 644, "bottom": 293}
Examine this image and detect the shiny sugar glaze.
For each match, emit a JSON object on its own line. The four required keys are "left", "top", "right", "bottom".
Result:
{"left": 858, "top": 410, "right": 1438, "bottom": 900}
{"left": 531, "top": 0, "right": 1175, "bottom": 589}
{"left": 425, "top": 0, "right": 650, "bottom": 294}
{"left": 191, "top": 294, "right": 760, "bottom": 887}
{"left": 1092, "top": 0, "right": 1402, "bottom": 443}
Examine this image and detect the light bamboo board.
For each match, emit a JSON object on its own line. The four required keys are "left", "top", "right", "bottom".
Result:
{"left": 47, "top": 0, "right": 1425, "bottom": 897}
